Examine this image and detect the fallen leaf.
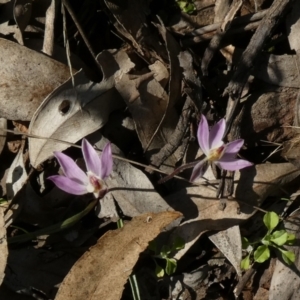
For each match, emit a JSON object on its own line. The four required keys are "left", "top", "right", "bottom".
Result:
{"left": 0, "top": 38, "right": 74, "bottom": 120}
{"left": 97, "top": 141, "right": 173, "bottom": 217}
{"left": 6, "top": 146, "right": 27, "bottom": 200}
{"left": 54, "top": 211, "right": 182, "bottom": 300}
{"left": 208, "top": 225, "right": 242, "bottom": 276}
{"left": 28, "top": 49, "right": 127, "bottom": 167}
{"left": 286, "top": 0, "right": 300, "bottom": 52}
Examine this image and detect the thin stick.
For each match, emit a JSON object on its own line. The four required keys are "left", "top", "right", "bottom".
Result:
{"left": 61, "top": 0, "right": 103, "bottom": 72}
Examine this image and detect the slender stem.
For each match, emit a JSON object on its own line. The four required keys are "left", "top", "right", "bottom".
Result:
{"left": 117, "top": 219, "right": 141, "bottom": 300}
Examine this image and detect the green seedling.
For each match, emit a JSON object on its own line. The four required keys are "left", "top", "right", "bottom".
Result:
{"left": 241, "top": 211, "right": 296, "bottom": 270}
{"left": 149, "top": 236, "right": 185, "bottom": 277}
{"left": 176, "top": 0, "right": 196, "bottom": 14}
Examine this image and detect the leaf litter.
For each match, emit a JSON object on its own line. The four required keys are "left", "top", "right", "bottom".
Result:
{"left": 0, "top": 0, "right": 300, "bottom": 299}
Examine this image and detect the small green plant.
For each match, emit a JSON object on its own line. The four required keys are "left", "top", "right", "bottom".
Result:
{"left": 241, "top": 211, "right": 296, "bottom": 270}
{"left": 176, "top": 0, "right": 196, "bottom": 14}
{"left": 149, "top": 236, "right": 185, "bottom": 277}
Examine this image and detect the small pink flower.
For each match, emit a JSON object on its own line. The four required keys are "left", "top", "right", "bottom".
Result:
{"left": 48, "top": 139, "right": 113, "bottom": 198}
{"left": 190, "top": 115, "right": 253, "bottom": 182}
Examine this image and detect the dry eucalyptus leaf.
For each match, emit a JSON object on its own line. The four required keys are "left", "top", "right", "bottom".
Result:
{"left": 114, "top": 69, "right": 169, "bottom": 150}
{"left": 0, "top": 207, "right": 8, "bottom": 287}
{"left": 97, "top": 141, "right": 173, "bottom": 218}
{"left": 286, "top": 0, "right": 300, "bottom": 52}
{"left": 54, "top": 211, "right": 182, "bottom": 300}
{"left": 208, "top": 225, "right": 242, "bottom": 276}
{"left": 6, "top": 146, "right": 27, "bottom": 200}
{"left": 108, "top": 158, "right": 172, "bottom": 216}
{"left": 28, "top": 49, "right": 131, "bottom": 168}
{"left": 167, "top": 163, "right": 300, "bottom": 260}
{"left": 269, "top": 212, "right": 300, "bottom": 300}
{"left": 0, "top": 38, "right": 74, "bottom": 120}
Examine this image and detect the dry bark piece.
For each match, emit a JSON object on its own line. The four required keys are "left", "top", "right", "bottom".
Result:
{"left": 225, "top": 0, "right": 295, "bottom": 136}
{"left": 240, "top": 86, "right": 297, "bottom": 144}
{"left": 54, "top": 211, "right": 182, "bottom": 300}
{"left": 0, "top": 38, "right": 74, "bottom": 121}
{"left": 253, "top": 54, "right": 300, "bottom": 88}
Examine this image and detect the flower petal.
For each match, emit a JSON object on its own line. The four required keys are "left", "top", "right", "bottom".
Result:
{"left": 216, "top": 159, "right": 253, "bottom": 171}
{"left": 221, "top": 139, "right": 244, "bottom": 161}
{"left": 100, "top": 143, "right": 113, "bottom": 179}
{"left": 54, "top": 151, "right": 88, "bottom": 184}
{"left": 190, "top": 159, "right": 209, "bottom": 182}
{"left": 197, "top": 115, "right": 210, "bottom": 156}
{"left": 48, "top": 175, "right": 87, "bottom": 195}
{"left": 209, "top": 118, "right": 226, "bottom": 149}
{"left": 82, "top": 139, "right": 102, "bottom": 177}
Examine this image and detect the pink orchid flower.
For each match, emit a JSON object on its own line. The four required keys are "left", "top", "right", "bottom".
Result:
{"left": 48, "top": 139, "right": 113, "bottom": 198}
{"left": 190, "top": 115, "right": 253, "bottom": 182}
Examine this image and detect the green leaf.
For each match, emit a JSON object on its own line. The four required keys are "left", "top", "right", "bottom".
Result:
{"left": 242, "top": 237, "right": 250, "bottom": 249}
{"left": 172, "top": 236, "right": 185, "bottom": 251}
{"left": 263, "top": 212, "right": 279, "bottom": 231}
{"left": 165, "top": 258, "right": 177, "bottom": 276}
{"left": 286, "top": 233, "right": 296, "bottom": 246}
{"left": 160, "top": 245, "right": 171, "bottom": 258}
{"left": 270, "top": 230, "right": 288, "bottom": 246}
{"left": 241, "top": 254, "right": 251, "bottom": 270}
{"left": 155, "top": 264, "right": 164, "bottom": 278}
{"left": 177, "top": 1, "right": 187, "bottom": 10}
{"left": 279, "top": 249, "right": 295, "bottom": 265}
{"left": 254, "top": 245, "right": 270, "bottom": 263}
{"left": 261, "top": 234, "right": 271, "bottom": 246}
{"left": 183, "top": 3, "right": 195, "bottom": 13}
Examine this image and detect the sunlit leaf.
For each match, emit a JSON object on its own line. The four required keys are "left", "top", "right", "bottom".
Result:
{"left": 155, "top": 263, "right": 164, "bottom": 278}
{"left": 254, "top": 245, "right": 270, "bottom": 263}
{"left": 286, "top": 233, "right": 296, "bottom": 246}
{"left": 270, "top": 230, "right": 288, "bottom": 246}
{"left": 165, "top": 258, "right": 177, "bottom": 276}
{"left": 241, "top": 254, "right": 251, "bottom": 270}
{"left": 279, "top": 249, "right": 295, "bottom": 265}
{"left": 263, "top": 212, "right": 279, "bottom": 231}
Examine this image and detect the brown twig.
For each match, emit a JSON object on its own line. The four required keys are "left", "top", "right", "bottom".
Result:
{"left": 182, "top": 9, "right": 267, "bottom": 45}
{"left": 224, "top": 0, "right": 295, "bottom": 135}
{"left": 201, "top": 0, "right": 244, "bottom": 75}
{"left": 61, "top": 0, "right": 103, "bottom": 72}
